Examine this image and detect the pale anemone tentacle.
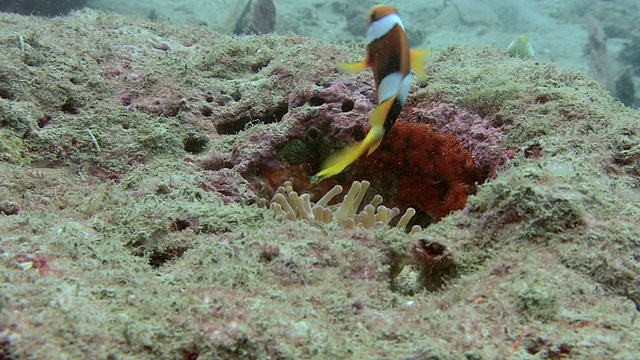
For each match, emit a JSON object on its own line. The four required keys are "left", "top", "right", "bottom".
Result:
{"left": 397, "top": 207, "right": 416, "bottom": 229}
{"left": 316, "top": 185, "right": 343, "bottom": 207}
{"left": 267, "top": 180, "right": 419, "bottom": 232}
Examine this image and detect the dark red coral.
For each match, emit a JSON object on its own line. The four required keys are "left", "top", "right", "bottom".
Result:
{"left": 402, "top": 101, "right": 516, "bottom": 178}
{"left": 354, "top": 121, "right": 483, "bottom": 221}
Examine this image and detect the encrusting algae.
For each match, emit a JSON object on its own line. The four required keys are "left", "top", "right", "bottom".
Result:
{"left": 266, "top": 180, "right": 421, "bottom": 233}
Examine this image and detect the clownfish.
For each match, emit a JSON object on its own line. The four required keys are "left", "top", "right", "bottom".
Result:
{"left": 316, "top": 5, "right": 430, "bottom": 180}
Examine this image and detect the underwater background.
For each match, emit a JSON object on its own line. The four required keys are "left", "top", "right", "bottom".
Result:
{"left": 3, "top": 0, "right": 639, "bottom": 107}
{"left": 128, "top": 0, "right": 640, "bottom": 108}
{"left": 0, "top": 0, "right": 639, "bottom": 358}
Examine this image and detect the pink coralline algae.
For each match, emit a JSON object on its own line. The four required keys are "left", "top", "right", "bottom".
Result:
{"left": 203, "top": 77, "right": 376, "bottom": 198}
{"left": 200, "top": 168, "right": 257, "bottom": 204}
{"left": 285, "top": 76, "right": 375, "bottom": 144}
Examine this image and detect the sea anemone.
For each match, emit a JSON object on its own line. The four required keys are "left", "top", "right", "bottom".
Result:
{"left": 267, "top": 180, "right": 421, "bottom": 233}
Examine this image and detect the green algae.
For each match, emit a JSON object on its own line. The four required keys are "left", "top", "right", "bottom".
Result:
{"left": 0, "top": 129, "right": 29, "bottom": 165}
{"left": 515, "top": 283, "right": 559, "bottom": 322}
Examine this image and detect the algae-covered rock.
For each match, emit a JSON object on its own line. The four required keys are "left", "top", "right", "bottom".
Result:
{"left": 0, "top": 8, "right": 639, "bottom": 360}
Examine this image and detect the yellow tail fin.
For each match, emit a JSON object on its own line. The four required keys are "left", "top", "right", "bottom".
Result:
{"left": 410, "top": 48, "right": 431, "bottom": 85}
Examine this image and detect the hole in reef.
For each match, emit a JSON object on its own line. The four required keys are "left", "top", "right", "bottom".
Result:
{"left": 201, "top": 106, "right": 213, "bottom": 117}
{"left": 60, "top": 98, "right": 81, "bottom": 114}
{"left": 305, "top": 126, "right": 321, "bottom": 141}
{"left": 183, "top": 131, "right": 210, "bottom": 154}
{"left": 37, "top": 115, "right": 52, "bottom": 128}
{"left": 308, "top": 96, "right": 326, "bottom": 107}
{"left": 0, "top": 87, "right": 14, "bottom": 100}
{"left": 170, "top": 218, "right": 192, "bottom": 232}
{"left": 216, "top": 116, "right": 252, "bottom": 135}
{"left": 265, "top": 101, "right": 289, "bottom": 123}
{"left": 341, "top": 99, "right": 354, "bottom": 112}
{"left": 148, "top": 246, "right": 189, "bottom": 268}
{"left": 216, "top": 101, "right": 289, "bottom": 135}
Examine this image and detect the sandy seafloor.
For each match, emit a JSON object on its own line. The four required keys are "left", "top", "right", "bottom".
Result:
{"left": 1, "top": 0, "right": 640, "bottom": 359}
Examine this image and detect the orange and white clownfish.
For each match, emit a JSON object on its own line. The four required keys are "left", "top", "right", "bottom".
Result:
{"left": 316, "top": 5, "right": 431, "bottom": 180}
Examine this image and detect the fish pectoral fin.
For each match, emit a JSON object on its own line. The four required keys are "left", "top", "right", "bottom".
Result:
{"left": 337, "top": 54, "right": 369, "bottom": 73}
{"left": 409, "top": 48, "right": 431, "bottom": 84}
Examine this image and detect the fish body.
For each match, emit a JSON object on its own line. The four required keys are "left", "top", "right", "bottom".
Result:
{"left": 316, "top": 5, "right": 430, "bottom": 179}
{"left": 26, "top": 167, "right": 72, "bottom": 179}
{"left": 506, "top": 35, "right": 535, "bottom": 58}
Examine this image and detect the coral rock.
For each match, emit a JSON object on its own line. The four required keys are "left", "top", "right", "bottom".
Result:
{"left": 201, "top": 168, "right": 257, "bottom": 204}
